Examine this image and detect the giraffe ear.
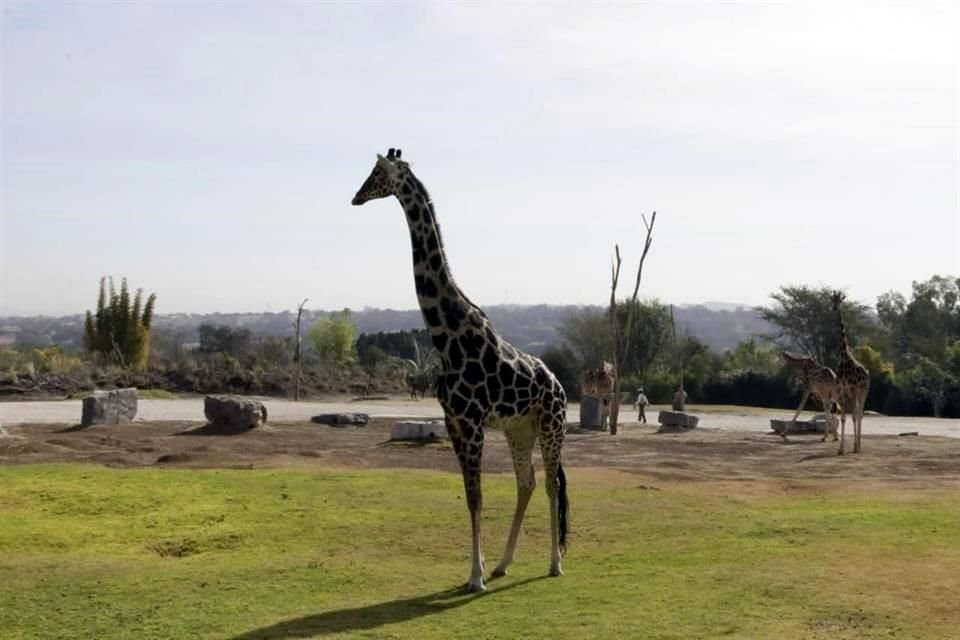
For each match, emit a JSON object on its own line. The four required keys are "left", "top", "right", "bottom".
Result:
{"left": 395, "top": 149, "right": 402, "bottom": 159}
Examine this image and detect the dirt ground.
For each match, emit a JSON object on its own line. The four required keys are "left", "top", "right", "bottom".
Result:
{"left": 3, "top": 417, "right": 959, "bottom": 493}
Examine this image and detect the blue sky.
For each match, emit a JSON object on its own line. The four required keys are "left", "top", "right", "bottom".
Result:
{"left": 1, "top": 1, "right": 957, "bottom": 316}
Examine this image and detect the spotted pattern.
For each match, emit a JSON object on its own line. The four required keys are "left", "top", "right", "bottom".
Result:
{"left": 830, "top": 291, "right": 870, "bottom": 455}
{"left": 780, "top": 351, "right": 841, "bottom": 442}
{"left": 352, "top": 149, "right": 568, "bottom": 592}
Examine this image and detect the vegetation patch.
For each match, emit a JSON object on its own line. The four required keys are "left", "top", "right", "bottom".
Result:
{"left": 0, "top": 464, "right": 957, "bottom": 640}
{"left": 146, "top": 536, "right": 199, "bottom": 558}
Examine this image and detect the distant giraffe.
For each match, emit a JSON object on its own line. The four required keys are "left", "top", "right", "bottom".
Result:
{"left": 830, "top": 291, "right": 870, "bottom": 454}
{"left": 582, "top": 361, "right": 615, "bottom": 396}
{"left": 582, "top": 361, "right": 615, "bottom": 429}
{"left": 780, "top": 351, "right": 841, "bottom": 442}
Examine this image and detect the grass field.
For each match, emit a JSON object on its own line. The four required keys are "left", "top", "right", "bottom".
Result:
{"left": 1, "top": 464, "right": 958, "bottom": 639}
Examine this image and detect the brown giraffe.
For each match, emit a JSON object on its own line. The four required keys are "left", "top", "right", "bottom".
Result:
{"left": 780, "top": 351, "right": 841, "bottom": 442}
{"left": 351, "top": 149, "right": 569, "bottom": 593}
{"left": 582, "top": 361, "right": 615, "bottom": 429}
{"left": 582, "top": 361, "right": 615, "bottom": 396}
{"left": 831, "top": 291, "right": 870, "bottom": 454}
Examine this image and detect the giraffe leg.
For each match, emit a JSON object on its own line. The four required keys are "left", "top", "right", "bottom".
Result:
{"left": 853, "top": 392, "right": 865, "bottom": 454}
{"left": 538, "top": 405, "right": 567, "bottom": 578}
{"left": 828, "top": 394, "right": 841, "bottom": 441}
{"left": 447, "top": 415, "right": 486, "bottom": 593}
{"left": 784, "top": 389, "right": 812, "bottom": 442}
{"left": 823, "top": 399, "right": 839, "bottom": 442}
{"left": 791, "top": 389, "right": 810, "bottom": 423}
{"left": 837, "top": 398, "right": 847, "bottom": 455}
{"left": 491, "top": 418, "right": 538, "bottom": 579}
{"left": 816, "top": 393, "right": 831, "bottom": 442}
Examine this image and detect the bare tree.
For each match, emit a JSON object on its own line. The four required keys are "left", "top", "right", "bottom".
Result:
{"left": 292, "top": 298, "right": 309, "bottom": 401}
{"left": 608, "top": 211, "right": 657, "bottom": 434}
{"left": 670, "top": 304, "right": 683, "bottom": 391}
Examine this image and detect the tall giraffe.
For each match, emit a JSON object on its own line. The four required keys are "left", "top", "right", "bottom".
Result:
{"left": 780, "top": 351, "right": 840, "bottom": 442}
{"left": 830, "top": 291, "right": 870, "bottom": 454}
{"left": 351, "top": 149, "right": 569, "bottom": 593}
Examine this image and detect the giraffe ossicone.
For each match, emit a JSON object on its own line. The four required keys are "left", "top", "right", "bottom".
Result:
{"left": 351, "top": 148, "right": 570, "bottom": 593}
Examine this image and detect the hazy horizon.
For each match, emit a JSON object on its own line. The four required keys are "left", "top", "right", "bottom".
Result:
{"left": 0, "top": 298, "right": 769, "bottom": 320}
{"left": 2, "top": 2, "right": 958, "bottom": 317}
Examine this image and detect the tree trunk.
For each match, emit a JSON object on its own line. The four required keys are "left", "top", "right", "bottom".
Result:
{"left": 608, "top": 212, "right": 657, "bottom": 435}
{"left": 293, "top": 299, "right": 308, "bottom": 401}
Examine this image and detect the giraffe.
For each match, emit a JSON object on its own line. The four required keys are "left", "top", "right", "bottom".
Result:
{"left": 780, "top": 351, "right": 841, "bottom": 442}
{"left": 351, "top": 148, "right": 569, "bottom": 593}
{"left": 582, "top": 361, "right": 615, "bottom": 429}
{"left": 582, "top": 361, "right": 615, "bottom": 396}
{"left": 830, "top": 290, "right": 870, "bottom": 455}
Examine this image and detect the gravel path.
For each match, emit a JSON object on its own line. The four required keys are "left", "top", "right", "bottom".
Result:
{"left": 1, "top": 397, "right": 958, "bottom": 439}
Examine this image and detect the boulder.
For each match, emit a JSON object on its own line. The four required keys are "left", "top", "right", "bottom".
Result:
{"left": 770, "top": 418, "right": 825, "bottom": 435}
{"left": 204, "top": 395, "right": 267, "bottom": 430}
{"left": 390, "top": 420, "right": 447, "bottom": 441}
{"left": 657, "top": 410, "right": 699, "bottom": 433}
{"left": 81, "top": 388, "right": 138, "bottom": 427}
{"left": 311, "top": 413, "right": 369, "bottom": 427}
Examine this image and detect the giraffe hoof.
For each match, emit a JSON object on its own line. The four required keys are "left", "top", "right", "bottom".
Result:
{"left": 549, "top": 566, "right": 563, "bottom": 578}
{"left": 466, "top": 579, "right": 487, "bottom": 594}
{"left": 491, "top": 567, "right": 508, "bottom": 579}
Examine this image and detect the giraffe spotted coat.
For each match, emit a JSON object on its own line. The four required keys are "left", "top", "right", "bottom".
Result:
{"left": 351, "top": 149, "right": 569, "bottom": 593}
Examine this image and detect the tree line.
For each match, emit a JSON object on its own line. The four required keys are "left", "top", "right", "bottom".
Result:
{"left": 536, "top": 276, "right": 958, "bottom": 418}
{"left": 3, "top": 274, "right": 957, "bottom": 417}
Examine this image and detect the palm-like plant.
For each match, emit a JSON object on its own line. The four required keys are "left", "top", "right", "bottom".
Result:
{"left": 402, "top": 338, "right": 440, "bottom": 398}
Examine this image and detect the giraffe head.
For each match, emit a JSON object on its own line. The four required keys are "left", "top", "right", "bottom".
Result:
{"left": 351, "top": 148, "right": 407, "bottom": 206}
{"left": 781, "top": 351, "right": 834, "bottom": 382}
{"left": 830, "top": 289, "right": 845, "bottom": 310}
{"left": 781, "top": 351, "right": 815, "bottom": 370}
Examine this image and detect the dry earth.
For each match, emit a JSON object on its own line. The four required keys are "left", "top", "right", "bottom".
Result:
{"left": 2, "top": 416, "right": 958, "bottom": 493}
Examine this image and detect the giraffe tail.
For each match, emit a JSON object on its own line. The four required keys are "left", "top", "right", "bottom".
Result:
{"left": 557, "top": 462, "right": 569, "bottom": 553}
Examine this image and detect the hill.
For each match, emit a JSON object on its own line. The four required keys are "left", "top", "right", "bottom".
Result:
{"left": 0, "top": 303, "right": 772, "bottom": 355}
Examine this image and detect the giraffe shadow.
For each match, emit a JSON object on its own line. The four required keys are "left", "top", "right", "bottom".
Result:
{"left": 228, "top": 576, "right": 546, "bottom": 639}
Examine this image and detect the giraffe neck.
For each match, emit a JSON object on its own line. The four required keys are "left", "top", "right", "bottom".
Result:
{"left": 395, "top": 169, "right": 486, "bottom": 353}
{"left": 834, "top": 305, "right": 856, "bottom": 364}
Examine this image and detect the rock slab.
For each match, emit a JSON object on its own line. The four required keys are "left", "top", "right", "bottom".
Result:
{"left": 204, "top": 395, "right": 267, "bottom": 429}
{"left": 657, "top": 410, "right": 699, "bottom": 433}
{"left": 311, "top": 413, "right": 369, "bottom": 427}
{"left": 81, "top": 388, "right": 138, "bottom": 427}
{"left": 770, "top": 418, "right": 826, "bottom": 435}
{"left": 390, "top": 420, "right": 446, "bottom": 441}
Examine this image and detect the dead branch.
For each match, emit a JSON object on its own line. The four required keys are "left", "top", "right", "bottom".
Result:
{"left": 293, "top": 298, "right": 309, "bottom": 401}
{"left": 608, "top": 211, "right": 657, "bottom": 434}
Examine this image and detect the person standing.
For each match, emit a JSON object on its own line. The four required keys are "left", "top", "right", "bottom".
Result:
{"left": 634, "top": 387, "right": 649, "bottom": 423}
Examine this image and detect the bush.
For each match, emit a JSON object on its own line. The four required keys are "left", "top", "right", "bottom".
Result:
{"left": 700, "top": 370, "right": 794, "bottom": 409}
{"left": 540, "top": 345, "right": 580, "bottom": 400}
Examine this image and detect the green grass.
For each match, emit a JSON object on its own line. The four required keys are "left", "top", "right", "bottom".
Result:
{"left": 137, "top": 389, "right": 178, "bottom": 399}
{"left": 1, "top": 465, "right": 958, "bottom": 639}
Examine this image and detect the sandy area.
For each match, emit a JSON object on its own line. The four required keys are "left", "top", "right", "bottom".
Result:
{"left": 1, "top": 397, "right": 958, "bottom": 439}
{"left": 2, "top": 411, "right": 958, "bottom": 491}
